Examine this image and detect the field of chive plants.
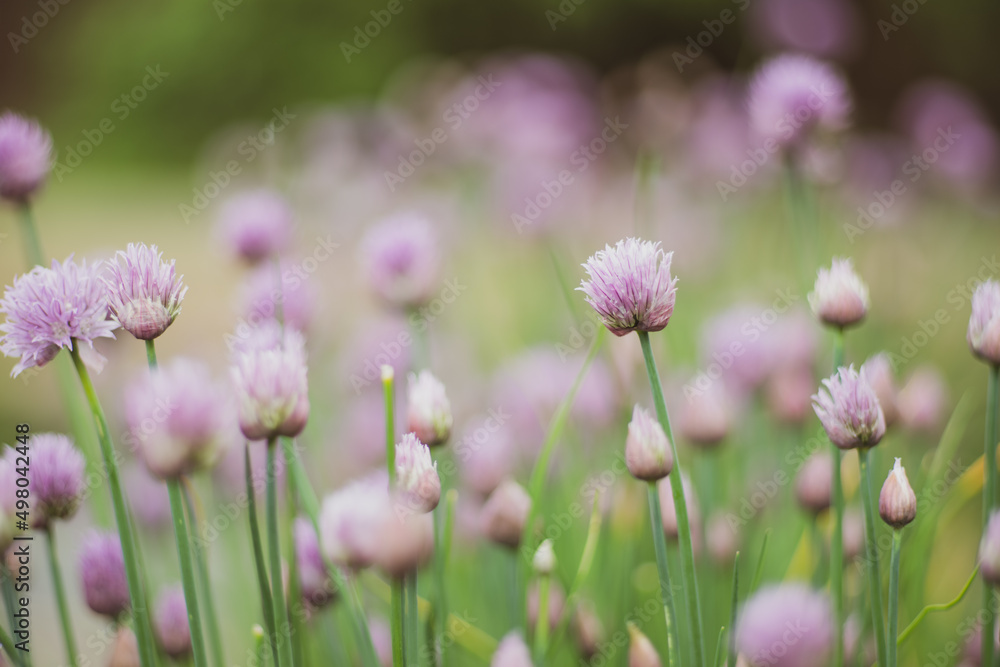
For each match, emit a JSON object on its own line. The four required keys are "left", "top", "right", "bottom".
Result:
{"left": 2, "top": 37, "right": 1000, "bottom": 667}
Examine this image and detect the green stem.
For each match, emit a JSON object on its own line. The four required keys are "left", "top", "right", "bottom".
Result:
{"left": 983, "top": 364, "right": 999, "bottom": 667}
{"left": 858, "top": 447, "right": 888, "bottom": 667}
{"left": 182, "top": 482, "right": 225, "bottom": 667}
{"left": 145, "top": 339, "right": 158, "bottom": 369}
{"left": 887, "top": 530, "right": 902, "bottom": 667}
{"left": 266, "top": 440, "right": 294, "bottom": 666}
{"left": 167, "top": 479, "right": 209, "bottom": 667}
{"left": 0, "top": 567, "right": 24, "bottom": 667}
{"left": 405, "top": 573, "right": 419, "bottom": 665}
{"left": 392, "top": 578, "right": 406, "bottom": 667}
{"left": 637, "top": 330, "right": 705, "bottom": 667}
{"left": 647, "top": 482, "right": 681, "bottom": 666}
{"left": 46, "top": 528, "right": 78, "bottom": 667}
{"left": 831, "top": 328, "right": 845, "bottom": 667}
{"left": 69, "top": 343, "right": 157, "bottom": 667}
{"left": 384, "top": 368, "right": 396, "bottom": 480}
{"left": 534, "top": 575, "right": 550, "bottom": 663}
{"left": 727, "top": 552, "right": 740, "bottom": 667}
{"left": 284, "top": 459, "right": 305, "bottom": 667}
{"left": 896, "top": 564, "right": 979, "bottom": 646}
{"left": 246, "top": 445, "right": 280, "bottom": 667}
{"left": 432, "top": 499, "right": 449, "bottom": 667}
{"left": 0, "top": 610, "right": 22, "bottom": 666}
{"left": 17, "top": 205, "right": 43, "bottom": 267}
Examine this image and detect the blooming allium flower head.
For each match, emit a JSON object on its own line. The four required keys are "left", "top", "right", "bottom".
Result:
{"left": 104, "top": 243, "right": 187, "bottom": 341}
{"left": 295, "top": 518, "right": 335, "bottom": 609}
{"left": 491, "top": 632, "right": 532, "bottom": 667}
{"left": 861, "top": 352, "right": 898, "bottom": 427}
{"left": 747, "top": 54, "right": 851, "bottom": 147}
{"left": 0, "top": 257, "right": 117, "bottom": 377}
{"left": 407, "top": 370, "right": 453, "bottom": 447}
{"left": 625, "top": 404, "right": 673, "bottom": 482}
{"left": 231, "top": 328, "right": 309, "bottom": 441}
{"left": 216, "top": 189, "right": 293, "bottom": 263}
{"left": 27, "top": 433, "right": 85, "bottom": 526}
{"left": 361, "top": 213, "right": 440, "bottom": 307}
{"left": 795, "top": 451, "right": 833, "bottom": 515}
{"left": 736, "top": 584, "right": 834, "bottom": 667}
{"left": 808, "top": 257, "right": 869, "bottom": 328}
{"left": 0, "top": 112, "right": 52, "bottom": 203}
{"left": 968, "top": 280, "right": 1000, "bottom": 365}
{"left": 627, "top": 622, "right": 662, "bottom": 667}
{"left": 319, "top": 472, "right": 390, "bottom": 570}
{"left": 394, "top": 433, "right": 441, "bottom": 514}
{"left": 126, "top": 358, "right": 229, "bottom": 479}
{"left": 79, "top": 532, "right": 129, "bottom": 618}
{"left": 981, "top": 511, "right": 1000, "bottom": 587}
{"left": 879, "top": 458, "right": 916, "bottom": 529}
{"left": 154, "top": 587, "right": 191, "bottom": 659}
{"left": 812, "top": 365, "right": 886, "bottom": 450}
{"left": 579, "top": 238, "right": 678, "bottom": 337}
{"left": 480, "top": 478, "right": 532, "bottom": 549}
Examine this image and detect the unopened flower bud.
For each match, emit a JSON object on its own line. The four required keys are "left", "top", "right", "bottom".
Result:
{"left": 808, "top": 258, "right": 869, "bottom": 329}
{"left": 795, "top": 452, "right": 833, "bottom": 515}
{"left": 879, "top": 458, "right": 916, "bottom": 529}
{"left": 969, "top": 280, "right": 1000, "bottom": 365}
{"left": 374, "top": 511, "right": 434, "bottom": 579}
{"left": 407, "top": 371, "right": 453, "bottom": 447}
{"left": 533, "top": 539, "right": 556, "bottom": 576}
{"left": 625, "top": 405, "right": 673, "bottom": 482}
{"left": 154, "top": 587, "right": 191, "bottom": 660}
{"left": 109, "top": 627, "right": 141, "bottom": 667}
{"left": 627, "top": 622, "right": 662, "bottom": 667}
{"left": 491, "top": 632, "right": 532, "bottom": 667}
{"left": 480, "top": 479, "right": 531, "bottom": 549}
{"left": 79, "top": 532, "right": 129, "bottom": 618}
{"left": 980, "top": 512, "right": 1000, "bottom": 587}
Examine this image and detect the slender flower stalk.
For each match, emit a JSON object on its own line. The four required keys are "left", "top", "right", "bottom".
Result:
{"left": 887, "top": 530, "right": 903, "bottom": 667}
{"left": 182, "top": 482, "right": 225, "bottom": 667}
{"left": 639, "top": 330, "right": 705, "bottom": 667}
{"left": 532, "top": 540, "right": 555, "bottom": 661}
{"left": 144, "top": 339, "right": 210, "bottom": 667}
{"left": 266, "top": 438, "right": 293, "bottom": 667}
{"left": 69, "top": 344, "right": 157, "bottom": 666}
{"left": 880, "top": 458, "right": 916, "bottom": 667}
{"left": 983, "top": 364, "right": 1000, "bottom": 667}
{"left": 830, "top": 328, "right": 845, "bottom": 667}
{"left": 384, "top": 366, "right": 406, "bottom": 666}
{"left": 45, "top": 528, "right": 77, "bottom": 667}
{"left": 647, "top": 482, "right": 680, "bottom": 666}
{"left": 857, "top": 447, "right": 888, "bottom": 667}
{"left": 246, "top": 445, "right": 280, "bottom": 667}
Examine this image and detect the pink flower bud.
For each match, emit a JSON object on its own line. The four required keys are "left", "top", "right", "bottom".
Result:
{"left": 808, "top": 258, "right": 869, "bottom": 329}
{"left": 627, "top": 622, "right": 662, "bottom": 667}
{"left": 407, "top": 371, "right": 453, "bottom": 447}
{"left": 625, "top": 405, "right": 673, "bottom": 481}
{"left": 480, "top": 479, "right": 531, "bottom": 549}
{"left": 394, "top": 433, "right": 441, "bottom": 514}
{"left": 879, "top": 458, "right": 916, "bottom": 529}
{"left": 969, "top": 280, "right": 1000, "bottom": 365}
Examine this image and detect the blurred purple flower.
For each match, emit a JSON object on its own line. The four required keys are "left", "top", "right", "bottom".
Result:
{"left": 736, "top": 583, "right": 833, "bottom": 667}
{"left": 407, "top": 370, "right": 452, "bottom": 447}
{"left": 360, "top": 212, "right": 440, "bottom": 307}
{"left": 968, "top": 280, "right": 1000, "bottom": 365}
{"left": 104, "top": 243, "right": 187, "bottom": 341}
{"left": 751, "top": 0, "right": 859, "bottom": 59}
{"left": 0, "top": 111, "right": 52, "bottom": 203}
{"left": 0, "top": 257, "right": 117, "bottom": 377}
{"left": 241, "top": 260, "right": 317, "bottom": 333}
{"left": 898, "top": 366, "right": 947, "bottom": 433}
{"left": 216, "top": 189, "right": 293, "bottom": 263}
{"left": 491, "top": 631, "right": 532, "bottom": 667}
{"left": 319, "top": 471, "right": 390, "bottom": 569}
{"left": 154, "top": 586, "right": 191, "bottom": 659}
{"left": 808, "top": 257, "right": 869, "bottom": 329}
{"left": 27, "top": 433, "right": 85, "bottom": 527}
{"left": 79, "top": 531, "right": 129, "bottom": 618}
{"left": 295, "top": 517, "right": 335, "bottom": 609}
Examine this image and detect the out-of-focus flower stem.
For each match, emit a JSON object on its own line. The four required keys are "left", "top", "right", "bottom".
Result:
{"left": 830, "top": 327, "right": 845, "bottom": 667}
{"left": 45, "top": 527, "right": 78, "bottom": 667}
{"left": 983, "top": 363, "right": 999, "bottom": 667}
{"left": 69, "top": 343, "right": 158, "bottom": 667}
{"left": 887, "top": 529, "right": 903, "bottom": 667}
{"left": 245, "top": 445, "right": 280, "bottom": 667}
{"left": 858, "top": 446, "right": 888, "bottom": 667}
{"left": 383, "top": 367, "right": 406, "bottom": 665}
{"left": 647, "top": 481, "right": 681, "bottom": 666}
{"left": 181, "top": 480, "right": 225, "bottom": 667}
{"left": 266, "top": 438, "right": 294, "bottom": 667}
{"left": 637, "top": 330, "right": 705, "bottom": 667}
{"left": 534, "top": 573, "right": 550, "bottom": 663}
{"left": 285, "top": 463, "right": 305, "bottom": 667}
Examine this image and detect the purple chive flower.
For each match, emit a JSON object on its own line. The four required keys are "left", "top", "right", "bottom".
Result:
{"left": 898, "top": 366, "right": 947, "bottom": 433}
{"left": 216, "top": 189, "right": 293, "bottom": 263}
{"left": 295, "top": 518, "right": 335, "bottom": 609}
{"left": 241, "top": 261, "right": 317, "bottom": 333}
{"left": 0, "top": 257, "right": 117, "bottom": 377}
{"left": 125, "top": 358, "right": 229, "bottom": 479}
{"left": 124, "top": 465, "right": 171, "bottom": 531}
{"left": 812, "top": 365, "right": 886, "bottom": 450}
{"left": 319, "top": 472, "right": 391, "bottom": 569}
{"left": 980, "top": 511, "right": 1000, "bottom": 587}
{"left": 795, "top": 452, "right": 833, "bottom": 515}
{"left": 27, "top": 433, "right": 85, "bottom": 527}
{"left": 373, "top": 510, "right": 434, "bottom": 579}
{"left": 0, "top": 112, "right": 52, "bottom": 203}
{"left": 808, "top": 257, "right": 869, "bottom": 329}
{"left": 968, "top": 280, "right": 1000, "bottom": 365}
{"left": 625, "top": 404, "right": 673, "bottom": 482}
{"left": 578, "top": 238, "right": 678, "bottom": 337}
{"left": 407, "top": 370, "right": 453, "bottom": 447}
{"left": 79, "top": 532, "right": 129, "bottom": 618}
{"left": 104, "top": 243, "right": 187, "bottom": 341}
{"left": 736, "top": 584, "right": 834, "bottom": 667}
{"left": 747, "top": 54, "right": 851, "bottom": 148}
{"left": 360, "top": 212, "right": 440, "bottom": 307}
{"left": 231, "top": 328, "right": 309, "bottom": 441}
{"left": 491, "top": 632, "right": 532, "bottom": 667}
{"left": 751, "top": 0, "right": 859, "bottom": 59}
{"left": 395, "top": 433, "right": 441, "bottom": 514}
{"left": 677, "top": 382, "right": 732, "bottom": 448}
{"left": 154, "top": 587, "right": 191, "bottom": 659}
